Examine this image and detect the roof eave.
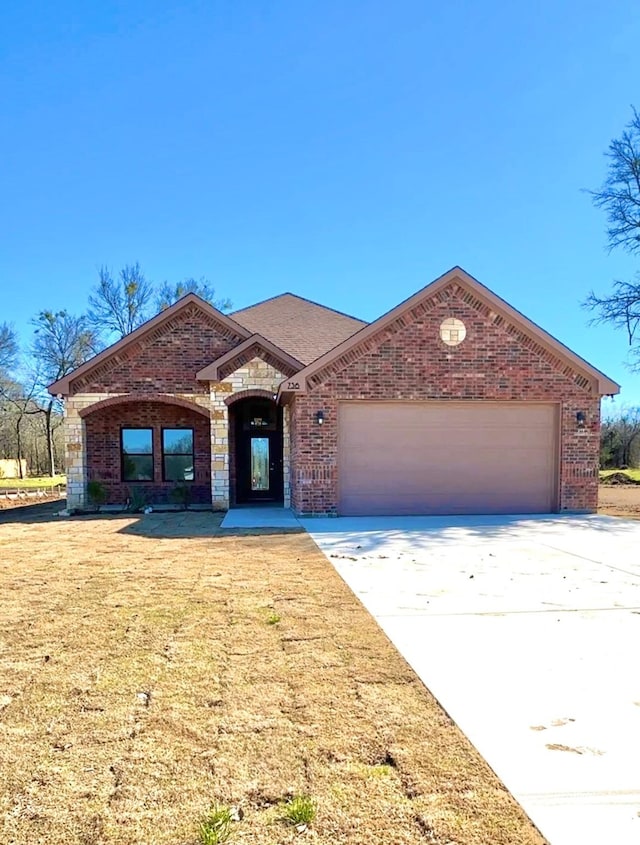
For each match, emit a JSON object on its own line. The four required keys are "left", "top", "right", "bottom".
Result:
{"left": 48, "top": 294, "right": 251, "bottom": 396}
{"left": 196, "top": 334, "right": 304, "bottom": 381}
{"left": 284, "top": 266, "right": 621, "bottom": 397}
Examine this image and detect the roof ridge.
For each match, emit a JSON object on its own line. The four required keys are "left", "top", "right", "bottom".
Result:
{"left": 231, "top": 291, "right": 367, "bottom": 324}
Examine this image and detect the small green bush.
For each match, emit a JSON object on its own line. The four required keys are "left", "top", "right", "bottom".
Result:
{"left": 170, "top": 482, "right": 191, "bottom": 510}
{"left": 267, "top": 611, "right": 281, "bottom": 625}
{"left": 127, "top": 487, "right": 149, "bottom": 513}
{"left": 198, "top": 804, "right": 232, "bottom": 845}
{"left": 279, "top": 795, "right": 316, "bottom": 827}
{"left": 87, "top": 479, "right": 107, "bottom": 512}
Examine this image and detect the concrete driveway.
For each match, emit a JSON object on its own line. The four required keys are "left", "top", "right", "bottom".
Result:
{"left": 301, "top": 513, "right": 640, "bottom": 845}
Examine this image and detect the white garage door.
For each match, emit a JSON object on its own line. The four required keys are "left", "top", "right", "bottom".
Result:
{"left": 338, "top": 402, "right": 559, "bottom": 516}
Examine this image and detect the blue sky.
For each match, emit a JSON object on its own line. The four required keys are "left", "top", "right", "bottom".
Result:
{"left": 1, "top": 0, "right": 639, "bottom": 410}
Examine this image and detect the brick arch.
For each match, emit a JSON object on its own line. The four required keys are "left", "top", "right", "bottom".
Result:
{"left": 224, "top": 388, "right": 276, "bottom": 407}
{"left": 78, "top": 393, "right": 210, "bottom": 418}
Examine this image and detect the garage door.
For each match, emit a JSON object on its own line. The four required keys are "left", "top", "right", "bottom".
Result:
{"left": 338, "top": 402, "right": 558, "bottom": 516}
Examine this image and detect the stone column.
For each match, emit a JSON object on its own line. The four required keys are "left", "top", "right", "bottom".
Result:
{"left": 64, "top": 400, "right": 87, "bottom": 509}
{"left": 210, "top": 387, "right": 231, "bottom": 509}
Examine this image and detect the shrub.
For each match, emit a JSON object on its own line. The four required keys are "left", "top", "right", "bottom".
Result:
{"left": 86, "top": 479, "right": 107, "bottom": 512}
{"left": 198, "top": 804, "right": 232, "bottom": 844}
{"left": 279, "top": 795, "right": 316, "bottom": 827}
{"left": 127, "top": 487, "right": 149, "bottom": 513}
{"left": 170, "top": 482, "right": 191, "bottom": 510}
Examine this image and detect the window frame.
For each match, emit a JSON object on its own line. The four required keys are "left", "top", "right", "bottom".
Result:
{"left": 120, "top": 427, "right": 155, "bottom": 483}
{"left": 161, "top": 427, "right": 195, "bottom": 483}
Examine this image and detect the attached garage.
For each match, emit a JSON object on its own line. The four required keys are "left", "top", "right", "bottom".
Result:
{"left": 338, "top": 401, "right": 559, "bottom": 516}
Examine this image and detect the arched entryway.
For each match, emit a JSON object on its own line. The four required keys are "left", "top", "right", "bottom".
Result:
{"left": 227, "top": 395, "right": 283, "bottom": 505}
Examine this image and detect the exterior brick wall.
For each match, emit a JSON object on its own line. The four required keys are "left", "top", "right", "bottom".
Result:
{"left": 60, "top": 284, "right": 604, "bottom": 515}
{"left": 65, "top": 350, "right": 290, "bottom": 508}
{"left": 71, "top": 305, "right": 244, "bottom": 395}
{"left": 290, "top": 284, "right": 601, "bottom": 515}
{"left": 85, "top": 401, "right": 211, "bottom": 505}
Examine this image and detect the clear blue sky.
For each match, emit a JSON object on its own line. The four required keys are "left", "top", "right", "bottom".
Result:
{"left": 2, "top": 0, "right": 639, "bottom": 410}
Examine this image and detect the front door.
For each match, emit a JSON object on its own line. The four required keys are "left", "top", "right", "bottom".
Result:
{"left": 235, "top": 399, "right": 284, "bottom": 504}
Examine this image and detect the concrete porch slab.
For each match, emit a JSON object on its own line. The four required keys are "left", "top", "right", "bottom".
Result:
{"left": 221, "top": 507, "right": 301, "bottom": 529}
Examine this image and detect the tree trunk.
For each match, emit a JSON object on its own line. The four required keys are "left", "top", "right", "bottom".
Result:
{"left": 15, "top": 415, "right": 24, "bottom": 478}
{"left": 45, "top": 402, "right": 56, "bottom": 477}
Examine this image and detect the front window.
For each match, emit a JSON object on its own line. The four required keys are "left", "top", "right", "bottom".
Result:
{"left": 121, "top": 428, "right": 154, "bottom": 481}
{"left": 162, "top": 428, "right": 194, "bottom": 481}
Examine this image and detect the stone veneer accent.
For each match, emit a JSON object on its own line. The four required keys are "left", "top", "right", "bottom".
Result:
{"left": 64, "top": 357, "right": 289, "bottom": 510}
{"left": 210, "top": 358, "right": 289, "bottom": 509}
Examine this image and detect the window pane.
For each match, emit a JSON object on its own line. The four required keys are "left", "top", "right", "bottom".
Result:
{"left": 163, "top": 429, "right": 194, "bottom": 454}
{"left": 122, "top": 429, "right": 153, "bottom": 454}
{"left": 123, "top": 454, "right": 153, "bottom": 482}
{"left": 251, "top": 437, "right": 269, "bottom": 491}
{"left": 164, "top": 455, "right": 194, "bottom": 482}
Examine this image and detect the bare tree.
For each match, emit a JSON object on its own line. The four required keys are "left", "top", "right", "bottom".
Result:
{"left": 88, "top": 263, "right": 154, "bottom": 341}
{"left": 0, "top": 323, "right": 18, "bottom": 379}
{"left": 600, "top": 406, "right": 640, "bottom": 468}
{"left": 0, "top": 377, "right": 42, "bottom": 479}
{"left": 32, "top": 311, "right": 98, "bottom": 476}
{"left": 584, "top": 107, "right": 640, "bottom": 364}
{"left": 590, "top": 106, "right": 640, "bottom": 255}
{"left": 155, "top": 277, "right": 232, "bottom": 312}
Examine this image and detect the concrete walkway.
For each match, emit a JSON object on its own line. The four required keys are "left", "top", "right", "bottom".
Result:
{"left": 302, "top": 513, "right": 640, "bottom": 845}
{"left": 221, "top": 506, "right": 301, "bottom": 529}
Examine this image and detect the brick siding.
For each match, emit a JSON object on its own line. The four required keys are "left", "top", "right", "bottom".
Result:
{"left": 290, "top": 283, "right": 601, "bottom": 514}
{"left": 71, "top": 305, "right": 243, "bottom": 395}
{"left": 85, "top": 402, "right": 211, "bottom": 505}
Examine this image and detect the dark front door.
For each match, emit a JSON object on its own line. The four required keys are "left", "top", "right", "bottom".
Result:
{"left": 235, "top": 399, "right": 284, "bottom": 504}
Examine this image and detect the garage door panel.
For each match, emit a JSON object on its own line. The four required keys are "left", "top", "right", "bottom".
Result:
{"left": 338, "top": 402, "right": 557, "bottom": 516}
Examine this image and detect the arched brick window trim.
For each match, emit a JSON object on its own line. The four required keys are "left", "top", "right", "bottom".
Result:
{"left": 224, "top": 388, "right": 275, "bottom": 407}
{"left": 78, "top": 393, "right": 211, "bottom": 419}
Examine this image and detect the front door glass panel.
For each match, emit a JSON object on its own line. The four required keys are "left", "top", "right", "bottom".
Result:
{"left": 251, "top": 437, "right": 269, "bottom": 491}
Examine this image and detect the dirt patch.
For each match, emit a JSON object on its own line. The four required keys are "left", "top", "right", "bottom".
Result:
{"left": 598, "top": 484, "right": 640, "bottom": 519}
{"left": 0, "top": 493, "right": 64, "bottom": 511}
{"left": 600, "top": 471, "right": 640, "bottom": 486}
{"left": 0, "top": 516, "right": 546, "bottom": 845}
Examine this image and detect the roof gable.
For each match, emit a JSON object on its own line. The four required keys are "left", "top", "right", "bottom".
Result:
{"left": 231, "top": 293, "right": 367, "bottom": 364}
{"left": 280, "top": 267, "right": 620, "bottom": 397}
{"left": 49, "top": 294, "right": 250, "bottom": 395}
{"left": 196, "top": 334, "right": 303, "bottom": 381}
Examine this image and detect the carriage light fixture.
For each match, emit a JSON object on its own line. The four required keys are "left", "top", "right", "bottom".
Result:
{"left": 315, "top": 410, "right": 325, "bottom": 425}
{"left": 576, "top": 411, "right": 586, "bottom": 428}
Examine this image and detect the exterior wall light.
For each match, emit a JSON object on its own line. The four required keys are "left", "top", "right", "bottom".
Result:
{"left": 316, "top": 410, "right": 325, "bottom": 425}
{"left": 576, "top": 411, "right": 586, "bottom": 428}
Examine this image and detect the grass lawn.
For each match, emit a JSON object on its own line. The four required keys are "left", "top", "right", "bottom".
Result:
{"left": 0, "top": 474, "right": 66, "bottom": 489}
{"left": 0, "top": 510, "right": 545, "bottom": 845}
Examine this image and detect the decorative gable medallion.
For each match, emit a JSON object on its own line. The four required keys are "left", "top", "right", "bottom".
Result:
{"left": 439, "top": 317, "right": 466, "bottom": 346}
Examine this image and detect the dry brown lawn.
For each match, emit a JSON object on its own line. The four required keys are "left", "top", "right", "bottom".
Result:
{"left": 598, "top": 483, "right": 640, "bottom": 519}
{"left": 0, "top": 507, "right": 546, "bottom": 845}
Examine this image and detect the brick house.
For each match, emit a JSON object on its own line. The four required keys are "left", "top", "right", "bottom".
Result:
{"left": 49, "top": 267, "right": 619, "bottom": 515}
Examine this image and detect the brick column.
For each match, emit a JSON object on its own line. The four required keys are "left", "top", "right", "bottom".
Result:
{"left": 283, "top": 404, "right": 291, "bottom": 508}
